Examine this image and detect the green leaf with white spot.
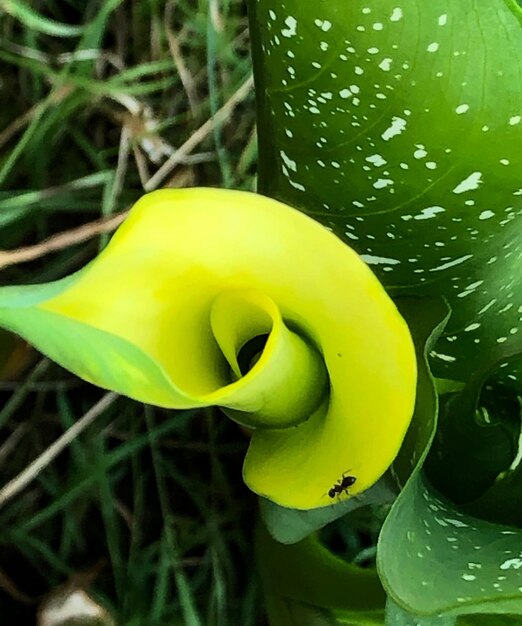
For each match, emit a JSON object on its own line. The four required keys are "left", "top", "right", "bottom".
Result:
{"left": 457, "top": 615, "right": 522, "bottom": 626}
{"left": 386, "top": 599, "right": 456, "bottom": 626}
{"left": 248, "top": 0, "right": 522, "bottom": 390}
{"left": 248, "top": 1, "right": 522, "bottom": 619}
{"left": 375, "top": 301, "right": 522, "bottom": 618}
{"left": 425, "top": 344, "right": 522, "bottom": 511}
{"left": 378, "top": 473, "right": 522, "bottom": 616}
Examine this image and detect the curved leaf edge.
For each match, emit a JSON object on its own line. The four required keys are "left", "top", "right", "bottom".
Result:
{"left": 257, "top": 297, "right": 450, "bottom": 545}
{"left": 255, "top": 518, "right": 386, "bottom": 617}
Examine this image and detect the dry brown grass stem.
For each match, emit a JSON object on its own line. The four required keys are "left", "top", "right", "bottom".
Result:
{"left": 165, "top": 0, "right": 198, "bottom": 115}
{"left": 0, "top": 85, "right": 73, "bottom": 151}
{"left": 0, "top": 392, "right": 118, "bottom": 510}
{"left": 143, "top": 73, "right": 254, "bottom": 191}
{"left": 0, "top": 211, "right": 130, "bottom": 270}
{"left": 0, "top": 74, "right": 254, "bottom": 271}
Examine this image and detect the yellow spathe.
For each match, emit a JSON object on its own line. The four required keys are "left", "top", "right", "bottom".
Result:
{"left": 10, "top": 189, "right": 416, "bottom": 508}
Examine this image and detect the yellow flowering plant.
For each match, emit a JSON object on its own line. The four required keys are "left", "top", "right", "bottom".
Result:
{"left": 0, "top": 188, "right": 416, "bottom": 511}
{"left": 0, "top": 0, "right": 520, "bottom": 622}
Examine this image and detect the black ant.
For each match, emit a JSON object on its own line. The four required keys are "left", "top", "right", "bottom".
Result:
{"left": 328, "top": 472, "right": 357, "bottom": 499}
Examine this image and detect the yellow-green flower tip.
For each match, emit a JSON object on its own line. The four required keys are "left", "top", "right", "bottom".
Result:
{"left": 0, "top": 188, "right": 416, "bottom": 509}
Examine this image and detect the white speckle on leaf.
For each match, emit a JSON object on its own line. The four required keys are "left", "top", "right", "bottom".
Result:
{"left": 366, "top": 154, "right": 387, "bottom": 167}
{"left": 456, "top": 104, "right": 470, "bottom": 114}
{"left": 361, "top": 254, "right": 400, "bottom": 266}
{"left": 414, "top": 206, "right": 445, "bottom": 220}
{"left": 373, "top": 178, "right": 393, "bottom": 189}
{"left": 281, "top": 16, "right": 297, "bottom": 38}
{"left": 381, "top": 116, "right": 407, "bottom": 141}
{"left": 463, "top": 280, "right": 483, "bottom": 292}
{"left": 289, "top": 179, "right": 305, "bottom": 192}
{"left": 280, "top": 150, "right": 297, "bottom": 172}
{"left": 500, "top": 558, "right": 522, "bottom": 570}
{"left": 447, "top": 518, "right": 469, "bottom": 528}
{"left": 431, "top": 352, "right": 457, "bottom": 363}
{"left": 453, "top": 172, "right": 482, "bottom": 194}
{"left": 430, "top": 254, "right": 473, "bottom": 272}
{"left": 314, "top": 19, "right": 332, "bottom": 32}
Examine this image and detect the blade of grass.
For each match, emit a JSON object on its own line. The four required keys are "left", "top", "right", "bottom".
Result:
{"left": 0, "top": 171, "right": 113, "bottom": 211}
{"left": 145, "top": 406, "right": 203, "bottom": 626}
{"left": 17, "top": 533, "right": 73, "bottom": 577}
{"left": 76, "top": 0, "right": 125, "bottom": 54}
{"left": 99, "top": 126, "right": 131, "bottom": 250}
{"left": 206, "top": 2, "right": 233, "bottom": 188}
{"left": 1, "top": 0, "right": 84, "bottom": 37}
{"left": 0, "top": 95, "right": 49, "bottom": 186}
{"left": 12, "top": 411, "right": 197, "bottom": 533}
{"left": 93, "top": 434, "right": 126, "bottom": 601}
{"left": 0, "top": 392, "right": 118, "bottom": 510}
{"left": 165, "top": 0, "right": 198, "bottom": 115}
{"left": 150, "top": 531, "right": 175, "bottom": 621}
{"left": 0, "top": 359, "right": 50, "bottom": 432}
{"left": 145, "top": 73, "right": 254, "bottom": 190}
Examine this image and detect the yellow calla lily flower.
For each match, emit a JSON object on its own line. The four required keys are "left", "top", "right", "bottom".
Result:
{"left": 0, "top": 188, "right": 416, "bottom": 509}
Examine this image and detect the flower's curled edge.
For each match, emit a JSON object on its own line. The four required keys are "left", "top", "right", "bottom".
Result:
{"left": 0, "top": 188, "right": 417, "bottom": 509}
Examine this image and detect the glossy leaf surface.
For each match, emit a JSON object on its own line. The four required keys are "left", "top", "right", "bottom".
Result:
{"left": 379, "top": 474, "right": 522, "bottom": 616}
{"left": 249, "top": 0, "right": 522, "bottom": 388}
{"left": 386, "top": 600, "right": 456, "bottom": 626}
